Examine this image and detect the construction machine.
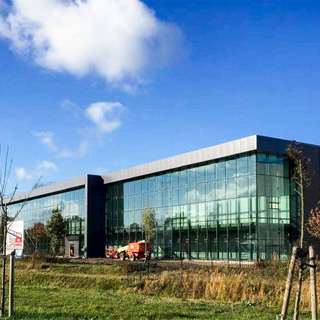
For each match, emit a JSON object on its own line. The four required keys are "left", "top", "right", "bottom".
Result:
{"left": 106, "top": 240, "right": 153, "bottom": 261}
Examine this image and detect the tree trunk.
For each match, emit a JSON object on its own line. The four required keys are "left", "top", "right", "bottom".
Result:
{"left": 293, "top": 161, "right": 305, "bottom": 320}
{"left": 299, "top": 161, "right": 305, "bottom": 249}
{"left": 281, "top": 246, "right": 298, "bottom": 320}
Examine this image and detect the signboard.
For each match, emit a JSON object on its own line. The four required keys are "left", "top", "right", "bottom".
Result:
{"left": 15, "top": 249, "right": 23, "bottom": 259}
{"left": 6, "top": 221, "right": 24, "bottom": 257}
{"left": 67, "top": 234, "right": 80, "bottom": 241}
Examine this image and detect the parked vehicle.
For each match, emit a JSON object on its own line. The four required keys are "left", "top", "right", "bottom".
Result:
{"left": 106, "top": 240, "right": 153, "bottom": 261}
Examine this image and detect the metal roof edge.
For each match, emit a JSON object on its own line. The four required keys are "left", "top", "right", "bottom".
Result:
{"left": 4, "top": 175, "right": 88, "bottom": 204}
{"left": 102, "top": 135, "right": 258, "bottom": 184}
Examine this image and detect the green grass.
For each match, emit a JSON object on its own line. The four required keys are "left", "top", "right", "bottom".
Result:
{"left": 0, "top": 259, "right": 313, "bottom": 319}
{"left": 3, "top": 286, "right": 312, "bottom": 320}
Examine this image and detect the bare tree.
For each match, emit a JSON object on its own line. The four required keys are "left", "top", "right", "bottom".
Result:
{"left": 284, "top": 142, "right": 313, "bottom": 320}
{"left": 0, "top": 145, "right": 40, "bottom": 317}
{"left": 286, "top": 141, "right": 312, "bottom": 249}
{"left": 306, "top": 201, "right": 320, "bottom": 239}
{"left": 33, "top": 181, "right": 56, "bottom": 189}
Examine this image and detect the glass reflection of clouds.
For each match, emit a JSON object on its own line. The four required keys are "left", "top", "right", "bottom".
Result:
{"left": 106, "top": 153, "right": 294, "bottom": 261}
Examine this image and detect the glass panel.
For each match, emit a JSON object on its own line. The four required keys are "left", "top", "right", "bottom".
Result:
{"left": 197, "top": 166, "right": 206, "bottom": 184}
{"left": 226, "top": 178, "right": 236, "bottom": 198}
{"left": 172, "top": 172, "right": 179, "bottom": 188}
{"left": 226, "top": 159, "right": 237, "bottom": 178}
{"left": 129, "top": 181, "right": 135, "bottom": 195}
{"left": 172, "top": 189, "right": 179, "bottom": 205}
{"left": 197, "top": 184, "right": 206, "bottom": 202}
{"left": 206, "top": 181, "right": 215, "bottom": 201}
{"left": 216, "top": 162, "right": 226, "bottom": 181}
{"left": 198, "top": 203, "right": 206, "bottom": 222}
{"left": 156, "top": 176, "right": 163, "bottom": 190}
{"left": 216, "top": 181, "right": 225, "bottom": 200}
{"left": 257, "top": 175, "right": 265, "bottom": 196}
{"left": 142, "top": 178, "right": 149, "bottom": 193}
{"left": 237, "top": 176, "right": 249, "bottom": 197}
{"left": 164, "top": 173, "right": 172, "bottom": 189}
{"left": 179, "top": 170, "right": 187, "bottom": 186}
{"left": 249, "top": 175, "right": 256, "bottom": 196}
{"left": 179, "top": 186, "right": 187, "bottom": 204}
{"left": 188, "top": 185, "right": 196, "bottom": 203}
{"left": 237, "top": 157, "right": 248, "bottom": 176}
{"left": 189, "top": 168, "right": 196, "bottom": 186}
{"left": 206, "top": 163, "right": 216, "bottom": 181}
{"left": 150, "top": 177, "right": 156, "bottom": 191}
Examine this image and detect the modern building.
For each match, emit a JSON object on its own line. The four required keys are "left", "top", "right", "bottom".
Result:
{"left": 5, "top": 135, "right": 320, "bottom": 261}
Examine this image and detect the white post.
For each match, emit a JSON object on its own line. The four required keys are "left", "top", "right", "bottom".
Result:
{"left": 8, "top": 251, "right": 15, "bottom": 318}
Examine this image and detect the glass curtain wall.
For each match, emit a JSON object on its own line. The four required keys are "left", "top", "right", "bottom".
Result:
{"left": 257, "top": 155, "right": 292, "bottom": 260}
{"left": 106, "top": 153, "right": 295, "bottom": 261}
{"left": 7, "top": 188, "right": 85, "bottom": 253}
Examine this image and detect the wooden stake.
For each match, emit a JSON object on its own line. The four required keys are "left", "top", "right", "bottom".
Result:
{"left": 294, "top": 266, "right": 303, "bottom": 320}
{"left": 281, "top": 246, "right": 298, "bottom": 320}
{"left": 309, "top": 246, "right": 317, "bottom": 320}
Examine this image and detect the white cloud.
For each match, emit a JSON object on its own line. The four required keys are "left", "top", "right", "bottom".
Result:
{"left": 15, "top": 167, "right": 32, "bottom": 180}
{"left": 33, "top": 130, "right": 78, "bottom": 158}
{"left": 34, "top": 100, "right": 125, "bottom": 158}
{"left": 85, "top": 101, "right": 124, "bottom": 133}
{"left": 61, "top": 99, "right": 82, "bottom": 118}
{"left": 55, "top": 149, "right": 75, "bottom": 159}
{"left": 37, "top": 160, "right": 58, "bottom": 172}
{"left": 15, "top": 160, "right": 58, "bottom": 180}
{"left": 33, "top": 131, "right": 57, "bottom": 151}
{"left": 0, "top": 0, "right": 182, "bottom": 88}
{"left": 77, "top": 140, "right": 89, "bottom": 158}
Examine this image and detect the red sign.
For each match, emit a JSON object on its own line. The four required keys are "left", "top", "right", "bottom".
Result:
{"left": 14, "top": 237, "right": 22, "bottom": 247}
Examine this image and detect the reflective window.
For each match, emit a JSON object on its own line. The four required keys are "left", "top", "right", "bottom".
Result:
{"left": 206, "top": 163, "right": 216, "bottom": 181}
{"left": 226, "top": 159, "right": 237, "bottom": 178}
{"left": 216, "top": 162, "right": 226, "bottom": 181}
{"left": 106, "top": 152, "right": 294, "bottom": 261}
{"left": 7, "top": 188, "right": 86, "bottom": 253}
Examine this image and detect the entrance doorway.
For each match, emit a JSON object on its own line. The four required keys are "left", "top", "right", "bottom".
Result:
{"left": 70, "top": 244, "right": 75, "bottom": 257}
{"left": 65, "top": 237, "right": 80, "bottom": 257}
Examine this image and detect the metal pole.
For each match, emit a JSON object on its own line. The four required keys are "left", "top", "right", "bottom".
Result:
{"left": 9, "top": 251, "right": 15, "bottom": 318}
{"left": 309, "top": 246, "right": 318, "bottom": 320}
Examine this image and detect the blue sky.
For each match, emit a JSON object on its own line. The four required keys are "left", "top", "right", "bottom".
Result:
{"left": 0, "top": 0, "right": 320, "bottom": 193}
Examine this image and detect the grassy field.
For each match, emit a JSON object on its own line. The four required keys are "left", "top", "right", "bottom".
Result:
{"left": 0, "top": 258, "right": 315, "bottom": 319}
{"left": 5, "top": 286, "right": 312, "bottom": 320}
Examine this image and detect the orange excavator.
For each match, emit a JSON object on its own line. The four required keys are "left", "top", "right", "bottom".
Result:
{"left": 106, "top": 240, "right": 153, "bottom": 261}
